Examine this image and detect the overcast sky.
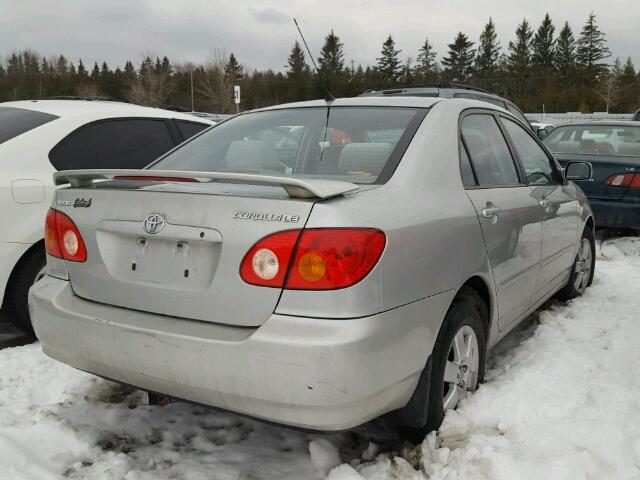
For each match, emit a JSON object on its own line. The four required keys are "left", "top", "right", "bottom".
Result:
{"left": 1, "top": 0, "right": 638, "bottom": 71}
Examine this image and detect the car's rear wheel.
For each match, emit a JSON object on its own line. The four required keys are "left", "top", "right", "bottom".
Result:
{"left": 556, "top": 226, "right": 595, "bottom": 300}
{"left": 399, "top": 293, "right": 486, "bottom": 441}
{"left": 4, "top": 246, "right": 46, "bottom": 334}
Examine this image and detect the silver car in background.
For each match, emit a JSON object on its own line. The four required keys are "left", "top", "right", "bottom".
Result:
{"left": 30, "top": 96, "right": 595, "bottom": 438}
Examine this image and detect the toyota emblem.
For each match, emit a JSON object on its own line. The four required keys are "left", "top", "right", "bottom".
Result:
{"left": 143, "top": 214, "right": 166, "bottom": 234}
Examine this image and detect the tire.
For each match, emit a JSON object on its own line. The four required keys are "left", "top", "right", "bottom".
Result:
{"left": 4, "top": 246, "right": 46, "bottom": 334}
{"left": 555, "top": 226, "right": 595, "bottom": 301}
{"left": 399, "top": 292, "right": 487, "bottom": 442}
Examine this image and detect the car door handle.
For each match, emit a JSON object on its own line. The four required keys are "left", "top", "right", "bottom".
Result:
{"left": 482, "top": 207, "right": 501, "bottom": 218}
{"left": 539, "top": 199, "right": 551, "bottom": 209}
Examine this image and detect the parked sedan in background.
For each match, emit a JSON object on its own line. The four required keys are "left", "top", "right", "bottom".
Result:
{"left": 30, "top": 96, "right": 594, "bottom": 439}
{"left": 544, "top": 121, "right": 640, "bottom": 230}
{"left": 0, "top": 100, "right": 214, "bottom": 331}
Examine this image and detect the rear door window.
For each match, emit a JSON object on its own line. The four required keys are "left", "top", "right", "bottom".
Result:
{"left": 461, "top": 114, "right": 521, "bottom": 186}
{"left": 175, "top": 120, "right": 210, "bottom": 140}
{"left": 501, "top": 118, "right": 558, "bottom": 185}
{"left": 0, "top": 107, "right": 58, "bottom": 145}
{"left": 506, "top": 103, "right": 530, "bottom": 127}
{"left": 49, "top": 118, "right": 176, "bottom": 170}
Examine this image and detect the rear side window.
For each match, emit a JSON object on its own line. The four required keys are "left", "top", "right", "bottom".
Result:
{"left": 506, "top": 103, "right": 530, "bottom": 127}
{"left": 0, "top": 107, "right": 58, "bottom": 145}
{"left": 502, "top": 118, "right": 557, "bottom": 185}
{"left": 152, "top": 107, "right": 427, "bottom": 185}
{"left": 461, "top": 114, "right": 521, "bottom": 186}
{"left": 49, "top": 118, "right": 175, "bottom": 170}
{"left": 175, "top": 120, "right": 210, "bottom": 140}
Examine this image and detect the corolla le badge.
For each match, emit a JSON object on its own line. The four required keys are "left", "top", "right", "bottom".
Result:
{"left": 143, "top": 214, "right": 166, "bottom": 234}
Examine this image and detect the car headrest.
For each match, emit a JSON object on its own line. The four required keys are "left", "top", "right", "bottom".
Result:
{"left": 618, "top": 142, "right": 640, "bottom": 157}
{"left": 557, "top": 141, "right": 581, "bottom": 154}
{"left": 225, "top": 140, "right": 280, "bottom": 170}
{"left": 338, "top": 143, "right": 394, "bottom": 177}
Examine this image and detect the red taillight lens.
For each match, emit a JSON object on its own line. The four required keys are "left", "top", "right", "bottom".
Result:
{"left": 239, "top": 228, "right": 386, "bottom": 290}
{"left": 603, "top": 173, "right": 637, "bottom": 188}
{"left": 44, "top": 208, "right": 87, "bottom": 262}
{"left": 286, "top": 229, "right": 386, "bottom": 290}
{"left": 240, "top": 230, "right": 301, "bottom": 287}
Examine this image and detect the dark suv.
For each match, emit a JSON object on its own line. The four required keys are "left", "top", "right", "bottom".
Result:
{"left": 360, "top": 83, "right": 531, "bottom": 129}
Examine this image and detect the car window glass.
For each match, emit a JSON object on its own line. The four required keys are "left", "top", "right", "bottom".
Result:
{"left": 0, "top": 107, "right": 58, "bottom": 144}
{"left": 49, "top": 119, "right": 175, "bottom": 170}
{"left": 152, "top": 107, "right": 425, "bottom": 185}
{"left": 459, "top": 143, "right": 476, "bottom": 187}
{"left": 502, "top": 118, "right": 557, "bottom": 185}
{"left": 175, "top": 120, "right": 209, "bottom": 139}
{"left": 506, "top": 104, "right": 530, "bottom": 126}
{"left": 461, "top": 114, "right": 520, "bottom": 186}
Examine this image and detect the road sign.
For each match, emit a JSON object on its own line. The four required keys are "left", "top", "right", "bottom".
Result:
{"left": 234, "top": 85, "right": 241, "bottom": 104}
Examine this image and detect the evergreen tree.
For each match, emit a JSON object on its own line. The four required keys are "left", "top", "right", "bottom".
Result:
{"left": 376, "top": 35, "right": 402, "bottom": 83}
{"left": 90, "top": 62, "right": 100, "bottom": 81}
{"left": 507, "top": 19, "right": 533, "bottom": 77}
{"left": 555, "top": 21, "right": 576, "bottom": 78}
{"left": 576, "top": 12, "right": 611, "bottom": 78}
{"left": 441, "top": 32, "right": 475, "bottom": 81}
{"left": 160, "top": 56, "right": 172, "bottom": 74}
{"left": 225, "top": 53, "right": 243, "bottom": 83}
{"left": 286, "top": 41, "right": 311, "bottom": 101}
{"left": 287, "top": 41, "right": 308, "bottom": 77}
{"left": 475, "top": 18, "right": 501, "bottom": 79}
{"left": 414, "top": 37, "right": 437, "bottom": 82}
{"left": 77, "top": 59, "right": 88, "bottom": 78}
{"left": 317, "top": 30, "right": 345, "bottom": 95}
{"left": 55, "top": 55, "right": 68, "bottom": 75}
{"left": 532, "top": 13, "right": 556, "bottom": 74}
{"left": 123, "top": 60, "right": 136, "bottom": 80}
{"left": 620, "top": 57, "right": 637, "bottom": 85}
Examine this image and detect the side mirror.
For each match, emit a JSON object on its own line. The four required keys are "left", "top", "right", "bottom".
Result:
{"left": 565, "top": 161, "right": 592, "bottom": 181}
{"left": 536, "top": 128, "right": 549, "bottom": 140}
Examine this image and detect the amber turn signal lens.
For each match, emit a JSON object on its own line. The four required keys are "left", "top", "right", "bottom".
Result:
{"left": 297, "top": 252, "right": 327, "bottom": 282}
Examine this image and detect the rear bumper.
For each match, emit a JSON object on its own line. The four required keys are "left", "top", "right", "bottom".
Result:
{"left": 29, "top": 275, "right": 453, "bottom": 431}
{"left": 589, "top": 199, "right": 640, "bottom": 229}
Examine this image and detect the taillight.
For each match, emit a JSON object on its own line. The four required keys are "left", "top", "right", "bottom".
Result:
{"left": 44, "top": 208, "right": 87, "bottom": 262}
{"left": 603, "top": 172, "right": 640, "bottom": 188}
{"left": 239, "top": 228, "right": 386, "bottom": 290}
{"left": 240, "top": 230, "right": 301, "bottom": 287}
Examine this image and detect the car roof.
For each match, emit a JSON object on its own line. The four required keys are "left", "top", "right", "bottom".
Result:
{"left": 359, "top": 84, "right": 508, "bottom": 101}
{"left": 0, "top": 100, "right": 217, "bottom": 124}
{"left": 251, "top": 96, "right": 442, "bottom": 112}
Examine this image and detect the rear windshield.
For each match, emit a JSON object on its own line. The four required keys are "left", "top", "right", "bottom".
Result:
{"left": 544, "top": 125, "right": 640, "bottom": 157}
{"left": 151, "top": 106, "right": 426, "bottom": 184}
{"left": 0, "top": 106, "right": 58, "bottom": 145}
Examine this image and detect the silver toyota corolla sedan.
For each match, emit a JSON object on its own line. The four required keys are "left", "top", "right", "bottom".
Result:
{"left": 29, "top": 96, "right": 595, "bottom": 437}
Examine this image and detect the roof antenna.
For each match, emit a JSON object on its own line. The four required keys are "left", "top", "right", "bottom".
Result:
{"left": 293, "top": 18, "right": 335, "bottom": 102}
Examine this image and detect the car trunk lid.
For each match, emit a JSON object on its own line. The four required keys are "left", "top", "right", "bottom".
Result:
{"left": 555, "top": 154, "right": 640, "bottom": 201}
{"left": 53, "top": 171, "right": 359, "bottom": 327}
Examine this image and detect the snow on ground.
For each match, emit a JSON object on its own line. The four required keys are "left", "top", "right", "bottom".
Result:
{"left": 1, "top": 236, "right": 639, "bottom": 480}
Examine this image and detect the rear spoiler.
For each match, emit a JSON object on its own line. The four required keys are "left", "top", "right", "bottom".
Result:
{"left": 53, "top": 169, "right": 360, "bottom": 200}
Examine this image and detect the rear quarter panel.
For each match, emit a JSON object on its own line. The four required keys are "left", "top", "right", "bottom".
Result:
{"left": 276, "top": 100, "right": 494, "bottom": 324}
